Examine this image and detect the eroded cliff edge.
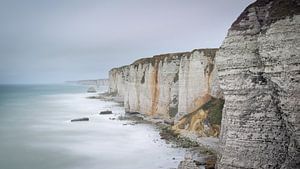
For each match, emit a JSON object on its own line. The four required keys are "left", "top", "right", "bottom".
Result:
{"left": 109, "top": 49, "right": 224, "bottom": 138}
{"left": 216, "top": 0, "right": 300, "bottom": 168}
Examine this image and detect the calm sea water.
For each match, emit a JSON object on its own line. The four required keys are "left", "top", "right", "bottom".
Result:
{"left": 0, "top": 84, "right": 185, "bottom": 169}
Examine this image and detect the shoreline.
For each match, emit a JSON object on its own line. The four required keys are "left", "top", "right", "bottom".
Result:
{"left": 91, "top": 92, "right": 219, "bottom": 169}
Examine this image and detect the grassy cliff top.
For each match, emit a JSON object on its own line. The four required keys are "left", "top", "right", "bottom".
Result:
{"left": 110, "top": 48, "right": 218, "bottom": 72}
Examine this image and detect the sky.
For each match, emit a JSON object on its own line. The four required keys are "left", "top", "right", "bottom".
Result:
{"left": 0, "top": 0, "right": 254, "bottom": 84}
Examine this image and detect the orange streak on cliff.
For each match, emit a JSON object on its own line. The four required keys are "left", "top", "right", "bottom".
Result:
{"left": 150, "top": 60, "right": 160, "bottom": 116}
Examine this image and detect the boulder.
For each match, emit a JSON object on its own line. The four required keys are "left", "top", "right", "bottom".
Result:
{"left": 87, "top": 86, "right": 97, "bottom": 93}
{"left": 125, "top": 112, "right": 140, "bottom": 115}
{"left": 99, "top": 110, "right": 113, "bottom": 115}
{"left": 164, "top": 119, "right": 174, "bottom": 125}
{"left": 71, "top": 117, "right": 89, "bottom": 122}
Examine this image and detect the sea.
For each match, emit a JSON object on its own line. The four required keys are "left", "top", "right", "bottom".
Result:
{"left": 0, "top": 84, "right": 186, "bottom": 169}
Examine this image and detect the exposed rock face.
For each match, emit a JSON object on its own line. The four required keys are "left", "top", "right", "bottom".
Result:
{"left": 177, "top": 49, "right": 222, "bottom": 119}
{"left": 124, "top": 53, "right": 184, "bottom": 118}
{"left": 109, "top": 49, "right": 224, "bottom": 136}
{"left": 173, "top": 97, "right": 224, "bottom": 137}
{"left": 109, "top": 66, "right": 129, "bottom": 97}
{"left": 216, "top": 0, "right": 300, "bottom": 168}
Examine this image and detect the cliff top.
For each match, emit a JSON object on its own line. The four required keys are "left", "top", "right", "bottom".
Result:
{"left": 231, "top": 0, "right": 300, "bottom": 31}
{"left": 110, "top": 48, "right": 218, "bottom": 72}
{"left": 133, "top": 48, "right": 218, "bottom": 66}
{"left": 132, "top": 51, "right": 189, "bottom": 66}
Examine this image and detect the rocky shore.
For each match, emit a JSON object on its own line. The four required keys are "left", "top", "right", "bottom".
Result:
{"left": 92, "top": 92, "right": 219, "bottom": 168}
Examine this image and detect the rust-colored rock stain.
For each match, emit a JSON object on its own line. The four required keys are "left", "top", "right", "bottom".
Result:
{"left": 150, "top": 60, "right": 160, "bottom": 115}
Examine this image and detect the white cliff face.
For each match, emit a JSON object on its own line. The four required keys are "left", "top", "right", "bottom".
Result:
{"left": 216, "top": 0, "right": 300, "bottom": 168}
{"left": 109, "top": 49, "right": 222, "bottom": 122}
{"left": 177, "top": 49, "right": 222, "bottom": 121}
{"left": 123, "top": 54, "right": 183, "bottom": 118}
{"left": 109, "top": 49, "right": 225, "bottom": 137}
{"left": 109, "top": 66, "right": 129, "bottom": 97}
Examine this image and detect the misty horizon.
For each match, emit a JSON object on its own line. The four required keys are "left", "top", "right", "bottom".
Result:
{"left": 0, "top": 0, "right": 254, "bottom": 84}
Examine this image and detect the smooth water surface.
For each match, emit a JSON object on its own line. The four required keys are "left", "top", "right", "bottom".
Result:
{"left": 0, "top": 84, "right": 185, "bottom": 169}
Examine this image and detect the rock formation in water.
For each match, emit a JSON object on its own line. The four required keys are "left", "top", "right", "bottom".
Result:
{"left": 87, "top": 86, "right": 97, "bottom": 93}
{"left": 216, "top": 0, "right": 300, "bottom": 168}
{"left": 109, "top": 49, "right": 224, "bottom": 137}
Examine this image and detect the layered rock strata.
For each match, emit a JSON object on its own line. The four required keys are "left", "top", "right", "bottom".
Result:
{"left": 109, "top": 49, "right": 224, "bottom": 136}
{"left": 216, "top": 0, "right": 300, "bottom": 168}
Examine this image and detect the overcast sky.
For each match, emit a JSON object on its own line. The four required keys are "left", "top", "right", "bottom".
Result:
{"left": 0, "top": 0, "right": 254, "bottom": 84}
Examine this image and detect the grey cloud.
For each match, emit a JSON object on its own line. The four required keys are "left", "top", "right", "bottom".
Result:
{"left": 0, "top": 0, "right": 254, "bottom": 84}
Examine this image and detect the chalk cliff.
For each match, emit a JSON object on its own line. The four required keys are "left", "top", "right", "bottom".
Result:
{"left": 216, "top": 0, "right": 300, "bottom": 168}
{"left": 109, "top": 66, "right": 129, "bottom": 97}
{"left": 109, "top": 49, "right": 224, "bottom": 136}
